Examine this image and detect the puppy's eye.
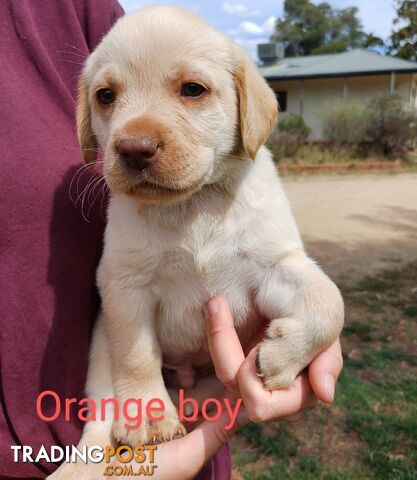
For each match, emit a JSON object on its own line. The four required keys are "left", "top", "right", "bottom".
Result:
{"left": 181, "top": 83, "right": 206, "bottom": 97}
{"left": 96, "top": 88, "right": 116, "bottom": 105}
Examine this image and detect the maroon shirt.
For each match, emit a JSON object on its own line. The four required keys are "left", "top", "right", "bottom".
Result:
{"left": 0, "top": 1, "right": 230, "bottom": 478}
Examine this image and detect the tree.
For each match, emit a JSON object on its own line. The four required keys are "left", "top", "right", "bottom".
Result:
{"left": 362, "top": 33, "right": 386, "bottom": 51}
{"left": 271, "top": 0, "right": 385, "bottom": 56}
{"left": 389, "top": 0, "right": 417, "bottom": 61}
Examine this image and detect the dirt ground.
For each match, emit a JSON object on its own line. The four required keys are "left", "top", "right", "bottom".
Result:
{"left": 282, "top": 172, "right": 417, "bottom": 283}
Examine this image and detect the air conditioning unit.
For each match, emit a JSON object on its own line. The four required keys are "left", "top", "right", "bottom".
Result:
{"left": 257, "top": 42, "right": 285, "bottom": 64}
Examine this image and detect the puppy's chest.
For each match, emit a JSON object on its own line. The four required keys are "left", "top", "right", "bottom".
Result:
{"left": 153, "top": 237, "right": 255, "bottom": 353}
{"left": 156, "top": 241, "right": 234, "bottom": 292}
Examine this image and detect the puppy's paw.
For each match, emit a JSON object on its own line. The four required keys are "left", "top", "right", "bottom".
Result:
{"left": 150, "top": 418, "right": 187, "bottom": 444}
{"left": 257, "top": 317, "right": 312, "bottom": 391}
{"left": 112, "top": 420, "right": 148, "bottom": 446}
{"left": 112, "top": 414, "right": 186, "bottom": 446}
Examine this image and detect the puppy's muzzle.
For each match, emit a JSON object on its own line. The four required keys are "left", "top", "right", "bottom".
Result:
{"left": 116, "top": 137, "right": 161, "bottom": 171}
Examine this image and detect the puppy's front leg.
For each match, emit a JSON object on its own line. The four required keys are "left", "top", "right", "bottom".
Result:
{"left": 255, "top": 251, "right": 344, "bottom": 390}
{"left": 103, "top": 286, "right": 185, "bottom": 446}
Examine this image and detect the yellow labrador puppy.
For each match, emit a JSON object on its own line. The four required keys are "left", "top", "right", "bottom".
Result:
{"left": 58, "top": 4, "right": 343, "bottom": 463}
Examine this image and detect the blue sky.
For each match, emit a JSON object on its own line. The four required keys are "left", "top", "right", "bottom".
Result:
{"left": 119, "top": 0, "right": 397, "bottom": 58}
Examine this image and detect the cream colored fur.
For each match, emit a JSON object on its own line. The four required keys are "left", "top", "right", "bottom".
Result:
{"left": 49, "top": 6, "right": 343, "bottom": 479}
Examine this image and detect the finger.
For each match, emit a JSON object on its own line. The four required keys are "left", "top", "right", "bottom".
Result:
{"left": 238, "top": 350, "right": 317, "bottom": 422}
{"left": 238, "top": 347, "right": 271, "bottom": 408}
{"left": 204, "top": 297, "right": 245, "bottom": 395}
{"left": 308, "top": 339, "right": 343, "bottom": 403}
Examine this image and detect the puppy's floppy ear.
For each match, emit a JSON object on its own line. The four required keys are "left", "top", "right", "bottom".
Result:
{"left": 76, "top": 75, "right": 98, "bottom": 165}
{"left": 234, "top": 49, "right": 278, "bottom": 160}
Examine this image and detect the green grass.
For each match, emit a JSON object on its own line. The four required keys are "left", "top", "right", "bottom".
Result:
{"left": 231, "top": 262, "right": 417, "bottom": 480}
{"left": 337, "top": 370, "right": 417, "bottom": 479}
{"left": 243, "top": 464, "right": 371, "bottom": 480}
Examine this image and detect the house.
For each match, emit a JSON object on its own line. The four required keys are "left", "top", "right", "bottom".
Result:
{"left": 257, "top": 47, "right": 417, "bottom": 139}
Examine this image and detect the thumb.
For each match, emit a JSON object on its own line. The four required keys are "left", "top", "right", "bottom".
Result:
{"left": 308, "top": 340, "right": 343, "bottom": 403}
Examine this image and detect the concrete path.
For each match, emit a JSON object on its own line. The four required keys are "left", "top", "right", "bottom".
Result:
{"left": 282, "top": 173, "right": 417, "bottom": 282}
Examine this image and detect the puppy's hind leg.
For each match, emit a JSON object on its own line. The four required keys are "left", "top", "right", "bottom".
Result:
{"left": 256, "top": 253, "right": 344, "bottom": 390}
{"left": 47, "top": 315, "right": 114, "bottom": 480}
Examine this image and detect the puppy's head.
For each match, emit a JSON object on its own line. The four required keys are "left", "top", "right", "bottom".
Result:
{"left": 77, "top": 6, "right": 277, "bottom": 202}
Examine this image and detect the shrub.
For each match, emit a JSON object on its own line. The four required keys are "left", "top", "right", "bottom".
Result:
{"left": 322, "top": 102, "right": 368, "bottom": 145}
{"left": 267, "top": 114, "right": 311, "bottom": 161}
{"left": 278, "top": 114, "right": 310, "bottom": 140}
{"left": 267, "top": 130, "right": 304, "bottom": 161}
{"left": 365, "top": 94, "right": 417, "bottom": 157}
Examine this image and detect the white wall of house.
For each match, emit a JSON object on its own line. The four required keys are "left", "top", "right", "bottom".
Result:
{"left": 269, "top": 73, "right": 417, "bottom": 139}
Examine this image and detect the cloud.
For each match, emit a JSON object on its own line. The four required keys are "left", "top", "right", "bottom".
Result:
{"left": 231, "top": 16, "right": 276, "bottom": 59}
{"left": 222, "top": 2, "right": 261, "bottom": 17}
{"left": 238, "top": 16, "right": 276, "bottom": 36}
{"left": 263, "top": 16, "right": 276, "bottom": 34}
{"left": 239, "top": 21, "right": 263, "bottom": 35}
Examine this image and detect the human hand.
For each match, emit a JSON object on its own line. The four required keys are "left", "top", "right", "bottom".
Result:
{"left": 107, "top": 297, "right": 342, "bottom": 479}
{"left": 103, "top": 407, "right": 238, "bottom": 480}
{"left": 204, "top": 297, "right": 343, "bottom": 423}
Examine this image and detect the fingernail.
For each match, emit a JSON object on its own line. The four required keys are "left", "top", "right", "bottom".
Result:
{"left": 324, "top": 374, "right": 335, "bottom": 401}
{"left": 204, "top": 299, "right": 220, "bottom": 318}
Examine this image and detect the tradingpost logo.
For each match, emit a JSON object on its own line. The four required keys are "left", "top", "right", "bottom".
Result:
{"left": 11, "top": 445, "right": 158, "bottom": 477}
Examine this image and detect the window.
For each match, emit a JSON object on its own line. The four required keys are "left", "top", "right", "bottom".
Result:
{"left": 276, "top": 91, "right": 287, "bottom": 112}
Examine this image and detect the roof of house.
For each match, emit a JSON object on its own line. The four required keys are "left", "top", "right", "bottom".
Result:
{"left": 258, "top": 49, "right": 417, "bottom": 81}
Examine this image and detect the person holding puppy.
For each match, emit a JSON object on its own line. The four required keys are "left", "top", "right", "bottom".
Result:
{"left": 0, "top": 1, "right": 343, "bottom": 479}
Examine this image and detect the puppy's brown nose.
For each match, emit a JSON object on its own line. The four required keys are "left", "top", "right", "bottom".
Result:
{"left": 117, "top": 137, "right": 160, "bottom": 171}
